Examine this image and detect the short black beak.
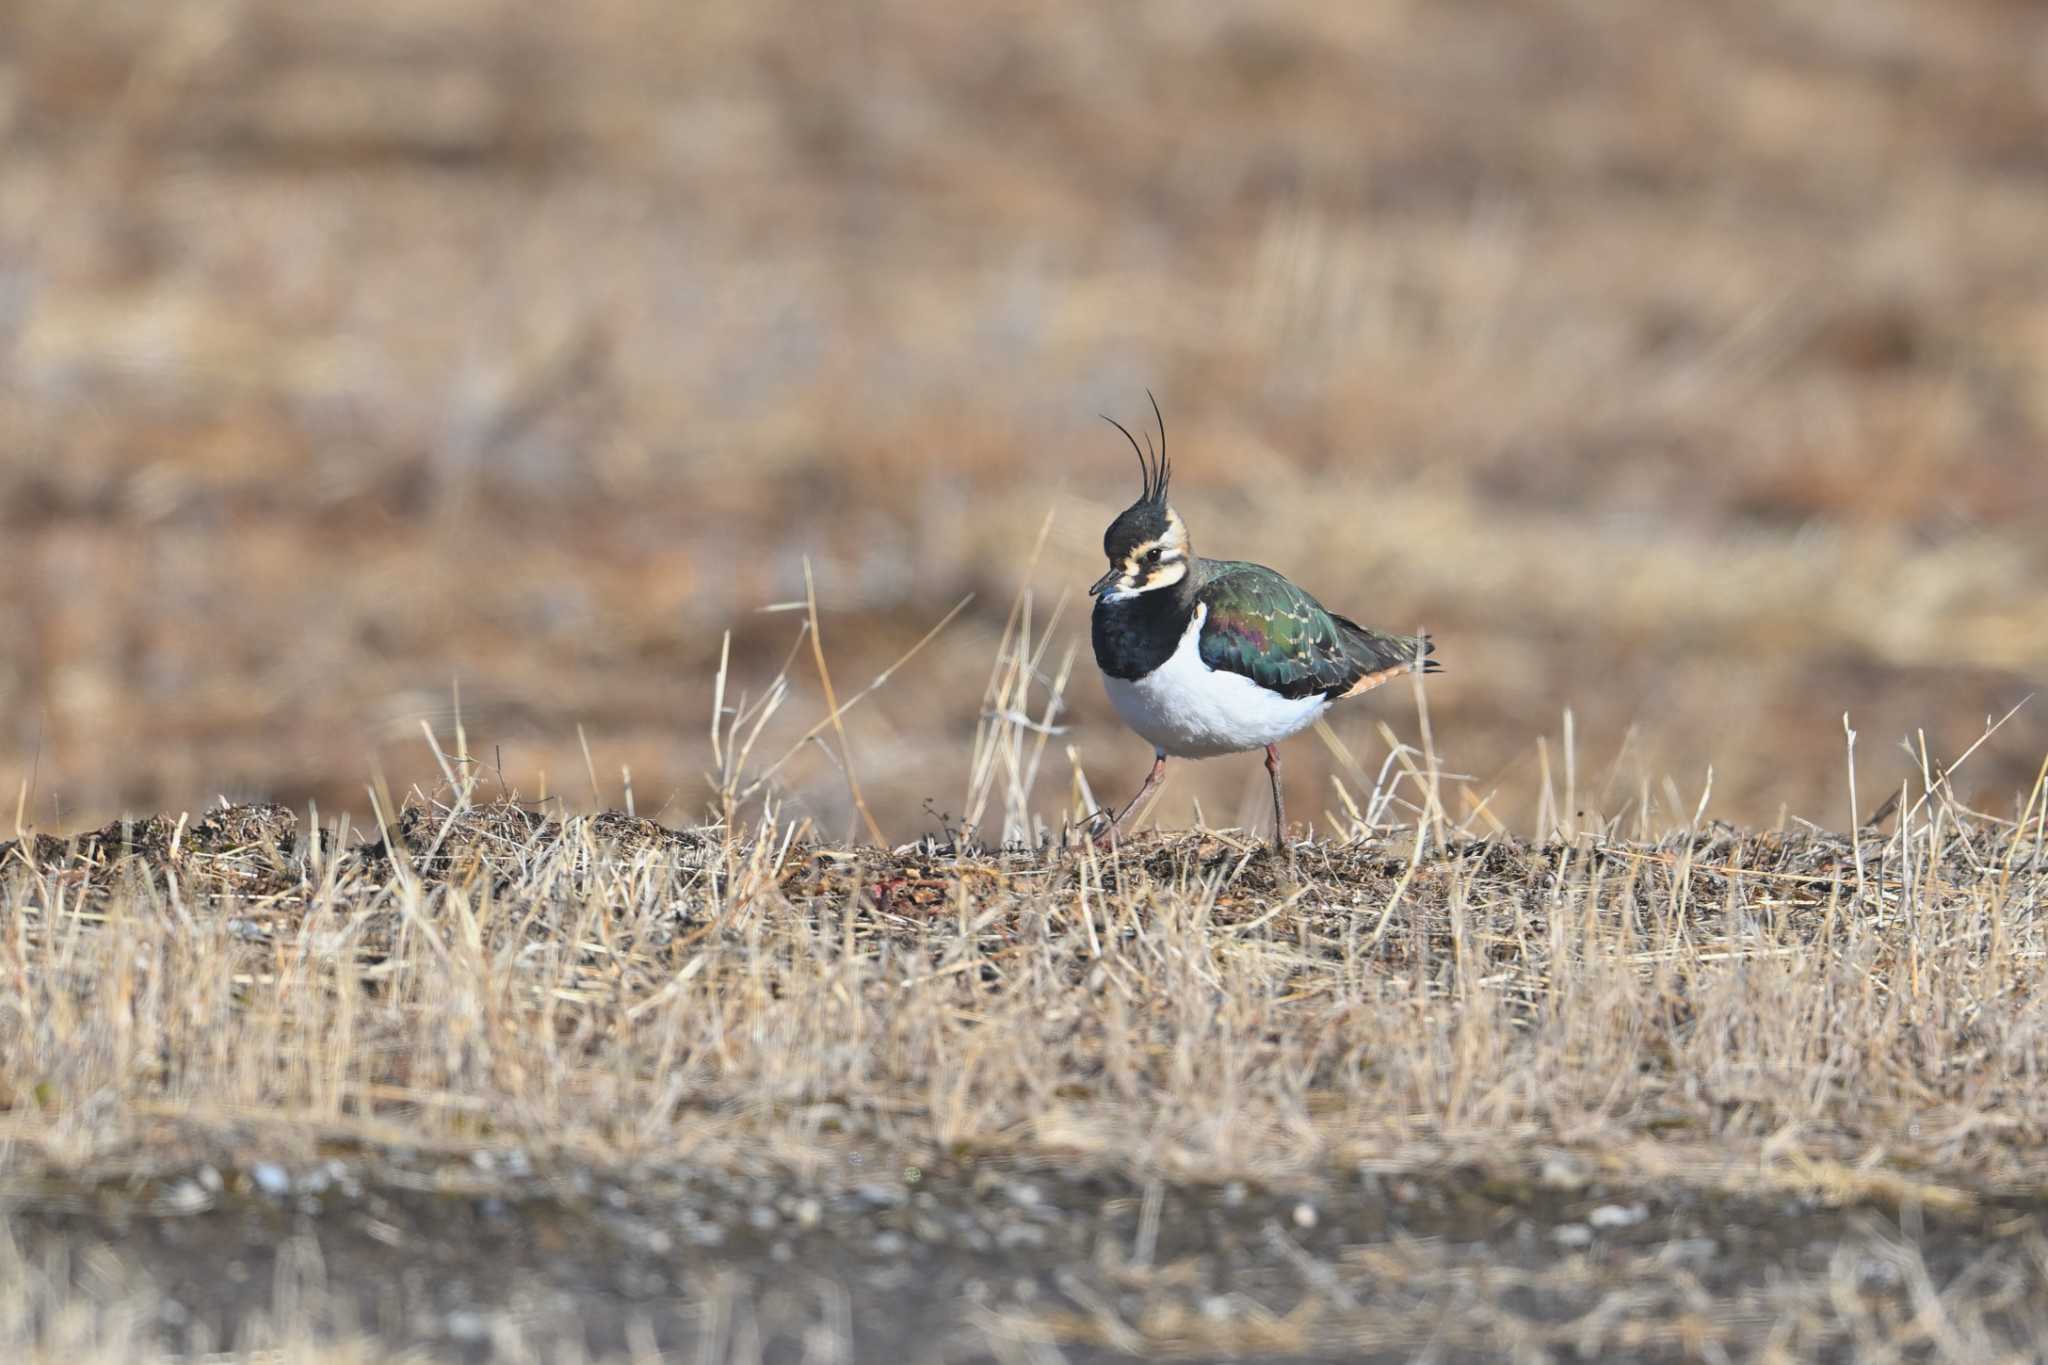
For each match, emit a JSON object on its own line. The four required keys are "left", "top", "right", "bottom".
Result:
{"left": 1088, "top": 567, "right": 1119, "bottom": 597}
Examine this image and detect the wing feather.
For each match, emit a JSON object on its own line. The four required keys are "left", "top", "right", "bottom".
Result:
{"left": 1196, "top": 562, "right": 1438, "bottom": 701}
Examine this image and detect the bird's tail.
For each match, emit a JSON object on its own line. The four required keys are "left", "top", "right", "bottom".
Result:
{"left": 1334, "top": 618, "right": 1441, "bottom": 680}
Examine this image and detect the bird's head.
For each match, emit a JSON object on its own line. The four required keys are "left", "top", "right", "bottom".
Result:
{"left": 1089, "top": 394, "right": 1190, "bottom": 602}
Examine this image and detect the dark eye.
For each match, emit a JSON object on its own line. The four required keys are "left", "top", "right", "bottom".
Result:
{"left": 1144, "top": 548, "right": 1163, "bottom": 565}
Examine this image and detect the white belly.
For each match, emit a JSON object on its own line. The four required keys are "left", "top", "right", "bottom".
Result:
{"left": 1101, "top": 604, "right": 1329, "bottom": 758}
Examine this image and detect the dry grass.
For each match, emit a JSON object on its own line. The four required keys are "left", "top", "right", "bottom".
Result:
{"left": 9, "top": 751, "right": 2048, "bottom": 1199}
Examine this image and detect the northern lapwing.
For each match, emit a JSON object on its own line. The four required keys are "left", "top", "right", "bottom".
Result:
{"left": 1088, "top": 397, "right": 1439, "bottom": 848}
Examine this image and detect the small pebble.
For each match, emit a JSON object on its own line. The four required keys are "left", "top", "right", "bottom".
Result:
{"left": 1552, "top": 1223, "right": 1594, "bottom": 1248}
{"left": 870, "top": 1231, "right": 908, "bottom": 1255}
{"left": 249, "top": 1163, "right": 291, "bottom": 1197}
{"left": 1588, "top": 1202, "right": 1648, "bottom": 1230}
{"left": 1663, "top": 1237, "right": 1719, "bottom": 1263}
{"left": 620, "top": 1266, "right": 665, "bottom": 1298}
{"left": 995, "top": 1221, "right": 1046, "bottom": 1250}
{"left": 196, "top": 1165, "right": 223, "bottom": 1194}
{"left": 855, "top": 1182, "right": 905, "bottom": 1208}
{"left": 445, "top": 1310, "right": 488, "bottom": 1342}
{"left": 1221, "top": 1182, "right": 1247, "bottom": 1208}
{"left": 1291, "top": 1201, "right": 1317, "bottom": 1229}
{"left": 162, "top": 1180, "right": 210, "bottom": 1214}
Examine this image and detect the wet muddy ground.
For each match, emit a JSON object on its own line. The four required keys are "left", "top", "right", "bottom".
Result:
{"left": 10, "top": 1151, "right": 2045, "bottom": 1362}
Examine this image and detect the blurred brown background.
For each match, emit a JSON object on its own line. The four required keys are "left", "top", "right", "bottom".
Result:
{"left": 2, "top": 0, "right": 2044, "bottom": 842}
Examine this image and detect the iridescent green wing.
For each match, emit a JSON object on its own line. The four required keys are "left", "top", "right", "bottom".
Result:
{"left": 1194, "top": 562, "right": 1360, "bottom": 700}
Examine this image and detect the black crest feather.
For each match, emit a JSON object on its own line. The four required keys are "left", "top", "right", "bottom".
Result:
{"left": 1101, "top": 390, "right": 1170, "bottom": 506}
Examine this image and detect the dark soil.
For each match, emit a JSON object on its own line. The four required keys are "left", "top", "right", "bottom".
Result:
{"left": 10, "top": 1151, "right": 2045, "bottom": 1362}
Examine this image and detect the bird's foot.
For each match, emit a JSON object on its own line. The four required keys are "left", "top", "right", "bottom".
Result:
{"left": 1071, "top": 809, "right": 1121, "bottom": 851}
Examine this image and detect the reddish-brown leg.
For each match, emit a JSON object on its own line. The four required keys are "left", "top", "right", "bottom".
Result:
{"left": 1265, "top": 744, "right": 1287, "bottom": 850}
{"left": 1095, "top": 751, "right": 1167, "bottom": 846}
